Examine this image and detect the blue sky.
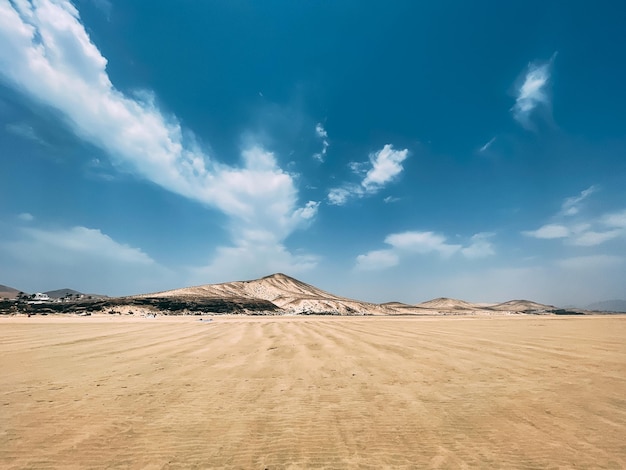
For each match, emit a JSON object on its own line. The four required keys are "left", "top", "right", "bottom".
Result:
{"left": 1, "top": 0, "right": 625, "bottom": 306}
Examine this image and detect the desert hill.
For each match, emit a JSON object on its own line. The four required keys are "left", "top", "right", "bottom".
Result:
{"left": 416, "top": 297, "right": 479, "bottom": 310}
{"left": 0, "top": 284, "right": 22, "bottom": 300}
{"left": 143, "top": 273, "right": 393, "bottom": 315}
{"left": 489, "top": 299, "right": 555, "bottom": 313}
{"left": 0, "top": 273, "right": 602, "bottom": 316}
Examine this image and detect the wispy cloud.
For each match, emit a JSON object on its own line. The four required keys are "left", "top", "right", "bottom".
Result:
{"left": 523, "top": 188, "right": 626, "bottom": 247}
{"left": 355, "top": 230, "right": 495, "bottom": 271}
{"left": 355, "top": 249, "right": 399, "bottom": 271}
{"left": 328, "top": 144, "right": 409, "bottom": 205}
{"left": 0, "top": 225, "right": 172, "bottom": 294}
{"left": 478, "top": 137, "right": 496, "bottom": 153}
{"left": 523, "top": 223, "right": 570, "bottom": 239}
{"left": 460, "top": 233, "right": 496, "bottom": 259}
{"left": 17, "top": 212, "right": 34, "bottom": 222}
{"left": 0, "top": 0, "right": 318, "bottom": 276}
{"left": 5, "top": 122, "right": 50, "bottom": 147}
{"left": 312, "top": 122, "right": 329, "bottom": 162}
{"left": 328, "top": 187, "right": 353, "bottom": 206}
{"left": 511, "top": 53, "right": 557, "bottom": 129}
{"left": 385, "top": 231, "right": 462, "bottom": 257}
{"left": 601, "top": 209, "right": 626, "bottom": 229}
{"left": 560, "top": 185, "right": 596, "bottom": 216}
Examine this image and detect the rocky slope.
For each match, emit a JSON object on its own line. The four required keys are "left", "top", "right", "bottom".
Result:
{"left": 142, "top": 273, "right": 394, "bottom": 315}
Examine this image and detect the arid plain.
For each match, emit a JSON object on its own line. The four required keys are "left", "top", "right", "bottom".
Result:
{"left": 1, "top": 315, "right": 625, "bottom": 469}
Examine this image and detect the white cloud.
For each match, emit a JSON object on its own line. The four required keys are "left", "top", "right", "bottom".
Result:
{"left": 190, "top": 242, "right": 318, "bottom": 284}
{"left": 327, "top": 187, "right": 353, "bottom": 206}
{"left": 511, "top": 54, "right": 556, "bottom": 129}
{"left": 18, "top": 212, "right": 34, "bottom": 222}
{"left": 460, "top": 232, "right": 495, "bottom": 259}
{"left": 328, "top": 144, "right": 409, "bottom": 205}
{"left": 383, "top": 196, "right": 400, "bottom": 204}
{"left": 0, "top": 225, "right": 172, "bottom": 294}
{"left": 385, "top": 231, "right": 461, "bottom": 257}
{"left": 602, "top": 209, "right": 626, "bottom": 229}
{"left": 355, "top": 230, "right": 494, "bottom": 270}
{"left": 522, "top": 188, "right": 626, "bottom": 248}
{"left": 523, "top": 224, "right": 570, "bottom": 239}
{"left": 15, "top": 226, "right": 155, "bottom": 265}
{"left": 570, "top": 230, "right": 622, "bottom": 247}
{"left": 362, "top": 144, "right": 409, "bottom": 192}
{"left": 478, "top": 137, "right": 496, "bottom": 153}
{"left": 0, "top": 0, "right": 318, "bottom": 276}
{"left": 312, "top": 122, "right": 329, "bottom": 162}
{"left": 348, "top": 161, "right": 369, "bottom": 176}
{"left": 560, "top": 185, "right": 596, "bottom": 216}
{"left": 355, "top": 249, "right": 399, "bottom": 271}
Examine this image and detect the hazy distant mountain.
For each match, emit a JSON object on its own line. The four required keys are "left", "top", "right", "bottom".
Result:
{"left": 488, "top": 300, "right": 556, "bottom": 312}
{"left": 585, "top": 300, "right": 626, "bottom": 313}
{"left": 44, "top": 288, "right": 83, "bottom": 299}
{"left": 44, "top": 288, "right": 108, "bottom": 299}
{"left": 416, "top": 297, "right": 478, "bottom": 310}
{"left": 0, "top": 284, "right": 22, "bottom": 299}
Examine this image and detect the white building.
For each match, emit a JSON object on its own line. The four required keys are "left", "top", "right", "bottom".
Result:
{"left": 30, "top": 293, "right": 50, "bottom": 302}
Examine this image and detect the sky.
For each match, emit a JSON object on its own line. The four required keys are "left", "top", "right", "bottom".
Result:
{"left": 1, "top": 0, "right": 625, "bottom": 306}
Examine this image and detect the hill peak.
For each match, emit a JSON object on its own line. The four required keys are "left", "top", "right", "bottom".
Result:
{"left": 417, "top": 297, "right": 477, "bottom": 310}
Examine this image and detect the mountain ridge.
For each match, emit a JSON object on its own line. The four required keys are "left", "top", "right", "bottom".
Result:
{"left": 136, "top": 273, "right": 562, "bottom": 316}
{"left": 2, "top": 273, "right": 612, "bottom": 316}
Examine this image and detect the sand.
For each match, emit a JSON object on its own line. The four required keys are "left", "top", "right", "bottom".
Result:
{"left": 1, "top": 314, "right": 625, "bottom": 469}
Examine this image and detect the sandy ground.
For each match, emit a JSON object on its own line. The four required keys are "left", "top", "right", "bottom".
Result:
{"left": 1, "top": 315, "right": 625, "bottom": 469}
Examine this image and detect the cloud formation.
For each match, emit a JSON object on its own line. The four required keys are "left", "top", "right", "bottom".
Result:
{"left": 18, "top": 212, "right": 34, "bottom": 222}
{"left": 511, "top": 54, "right": 556, "bottom": 129}
{"left": 312, "top": 122, "right": 329, "bottom": 162}
{"left": 0, "top": 0, "right": 317, "bottom": 276}
{"left": 0, "top": 225, "right": 171, "bottom": 294}
{"left": 355, "top": 230, "right": 495, "bottom": 270}
{"left": 478, "top": 137, "right": 496, "bottom": 153}
{"left": 328, "top": 144, "right": 409, "bottom": 205}
{"left": 560, "top": 185, "right": 596, "bottom": 216}
{"left": 355, "top": 249, "right": 399, "bottom": 271}
{"left": 523, "top": 223, "right": 570, "bottom": 239}
{"left": 523, "top": 188, "right": 626, "bottom": 247}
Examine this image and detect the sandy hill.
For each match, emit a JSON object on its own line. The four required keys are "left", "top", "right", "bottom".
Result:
{"left": 0, "top": 284, "right": 22, "bottom": 299}
{"left": 142, "top": 273, "right": 392, "bottom": 315}
{"left": 489, "top": 300, "right": 555, "bottom": 312}
{"left": 416, "top": 297, "right": 479, "bottom": 310}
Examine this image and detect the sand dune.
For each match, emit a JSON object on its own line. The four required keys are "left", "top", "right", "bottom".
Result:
{"left": 1, "top": 315, "right": 625, "bottom": 468}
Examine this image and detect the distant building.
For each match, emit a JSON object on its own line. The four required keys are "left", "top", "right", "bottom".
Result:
{"left": 29, "top": 293, "right": 50, "bottom": 303}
